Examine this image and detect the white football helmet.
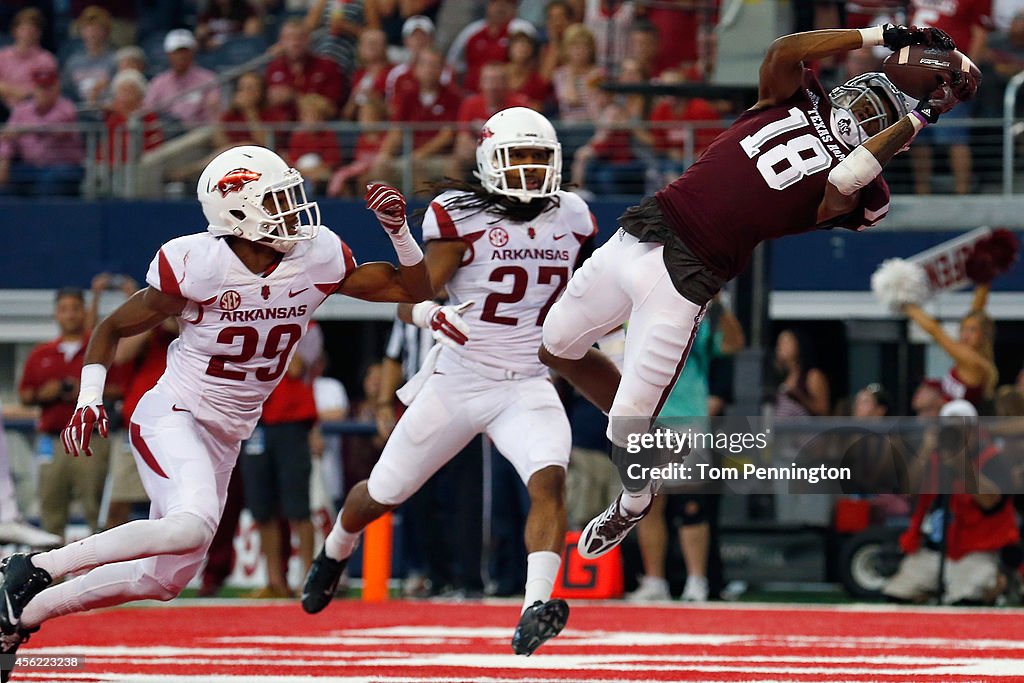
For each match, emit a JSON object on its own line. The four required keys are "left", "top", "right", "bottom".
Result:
{"left": 829, "top": 73, "right": 912, "bottom": 148}
{"left": 475, "top": 107, "right": 561, "bottom": 202}
{"left": 197, "top": 145, "right": 320, "bottom": 252}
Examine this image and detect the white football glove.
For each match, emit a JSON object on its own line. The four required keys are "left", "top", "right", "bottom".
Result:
{"left": 411, "top": 300, "right": 474, "bottom": 348}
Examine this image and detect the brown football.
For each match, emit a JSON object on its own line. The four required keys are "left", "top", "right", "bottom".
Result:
{"left": 882, "top": 46, "right": 982, "bottom": 101}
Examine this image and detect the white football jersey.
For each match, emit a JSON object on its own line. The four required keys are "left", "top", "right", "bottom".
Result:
{"left": 422, "top": 190, "right": 596, "bottom": 376}
{"left": 145, "top": 230, "right": 355, "bottom": 440}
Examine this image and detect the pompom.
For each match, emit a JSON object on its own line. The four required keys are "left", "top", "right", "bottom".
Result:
{"left": 871, "top": 258, "right": 930, "bottom": 311}
{"left": 966, "top": 229, "right": 1021, "bottom": 284}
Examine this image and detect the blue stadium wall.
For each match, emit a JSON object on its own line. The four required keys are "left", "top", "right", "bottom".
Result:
{"left": 4, "top": 199, "right": 1023, "bottom": 292}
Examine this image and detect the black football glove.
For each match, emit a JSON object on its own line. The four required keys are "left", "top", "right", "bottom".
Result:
{"left": 914, "top": 83, "right": 959, "bottom": 124}
{"left": 881, "top": 24, "right": 957, "bottom": 51}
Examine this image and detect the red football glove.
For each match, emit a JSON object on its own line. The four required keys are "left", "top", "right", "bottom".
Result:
{"left": 365, "top": 183, "right": 408, "bottom": 234}
{"left": 412, "top": 300, "right": 474, "bottom": 348}
{"left": 61, "top": 404, "right": 109, "bottom": 457}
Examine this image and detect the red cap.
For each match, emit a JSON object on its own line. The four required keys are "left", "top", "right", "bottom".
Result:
{"left": 32, "top": 68, "right": 59, "bottom": 88}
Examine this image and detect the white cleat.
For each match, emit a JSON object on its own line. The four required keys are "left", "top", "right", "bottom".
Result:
{"left": 0, "top": 523, "right": 61, "bottom": 550}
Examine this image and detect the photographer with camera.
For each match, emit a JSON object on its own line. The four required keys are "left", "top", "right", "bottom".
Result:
{"left": 882, "top": 400, "right": 1019, "bottom": 605}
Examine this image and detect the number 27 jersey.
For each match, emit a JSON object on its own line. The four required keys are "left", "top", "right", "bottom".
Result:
{"left": 145, "top": 230, "right": 355, "bottom": 439}
{"left": 422, "top": 190, "right": 596, "bottom": 377}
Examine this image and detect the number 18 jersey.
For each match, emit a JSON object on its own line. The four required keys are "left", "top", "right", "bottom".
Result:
{"left": 655, "top": 68, "right": 891, "bottom": 282}
{"left": 145, "top": 230, "right": 355, "bottom": 439}
{"left": 422, "top": 190, "right": 596, "bottom": 377}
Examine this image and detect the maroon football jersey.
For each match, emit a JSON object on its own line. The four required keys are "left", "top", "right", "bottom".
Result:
{"left": 655, "top": 69, "right": 890, "bottom": 280}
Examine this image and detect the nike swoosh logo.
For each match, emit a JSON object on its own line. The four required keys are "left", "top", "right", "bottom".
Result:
{"left": 5, "top": 592, "right": 18, "bottom": 627}
{"left": 171, "top": 405, "right": 190, "bottom": 413}
{"left": 553, "top": 234, "right": 566, "bottom": 240}
{"left": 289, "top": 288, "right": 309, "bottom": 298}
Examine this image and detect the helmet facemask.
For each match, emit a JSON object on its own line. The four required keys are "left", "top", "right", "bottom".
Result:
{"left": 829, "top": 73, "right": 911, "bottom": 148}
{"left": 478, "top": 137, "right": 562, "bottom": 202}
{"left": 251, "top": 171, "right": 321, "bottom": 252}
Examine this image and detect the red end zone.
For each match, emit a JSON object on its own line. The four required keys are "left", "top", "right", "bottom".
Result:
{"left": 16, "top": 599, "right": 1024, "bottom": 682}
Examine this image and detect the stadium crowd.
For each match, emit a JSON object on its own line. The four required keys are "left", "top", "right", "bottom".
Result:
{"left": 0, "top": 0, "right": 1021, "bottom": 198}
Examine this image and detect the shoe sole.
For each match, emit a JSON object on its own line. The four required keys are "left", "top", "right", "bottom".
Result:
{"left": 512, "top": 600, "right": 570, "bottom": 656}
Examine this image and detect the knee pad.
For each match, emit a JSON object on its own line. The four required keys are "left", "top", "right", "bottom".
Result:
{"left": 636, "top": 324, "right": 690, "bottom": 391}
{"left": 132, "top": 569, "right": 179, "bottom": 602}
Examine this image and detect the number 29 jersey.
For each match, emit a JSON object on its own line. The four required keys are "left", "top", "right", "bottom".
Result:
{"left": 655, "top": 68, "right": 891, "bottom": 282}
{"left": 145, "top": 229, "right": 355, "bottom": 440}
{"left": 422, "top": 190, "right": 597, "bottom": 377}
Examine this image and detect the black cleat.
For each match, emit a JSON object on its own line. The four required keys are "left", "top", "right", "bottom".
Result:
{"left": 1, "top": 625, "right": 38, "bottom": 683}
{"left": 0, "top": 554, "right": 51, "bottom": 635}
{"left": 301, "top": 549, "right": 347, "bottom": 614}
{"left": 511, "top": 599, "right": 569, "bottom": 656}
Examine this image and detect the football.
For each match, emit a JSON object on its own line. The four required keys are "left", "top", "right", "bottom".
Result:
{"left": 882, "top": 45, "right": 982, "bottom": 101}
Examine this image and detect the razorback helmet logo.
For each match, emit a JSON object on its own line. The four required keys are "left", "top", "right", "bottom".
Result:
{"left": 478, "top": 126, "right": 495, "bottom": 143}
{"left": 216, "top": 168, "right": 262, "bottom": 197}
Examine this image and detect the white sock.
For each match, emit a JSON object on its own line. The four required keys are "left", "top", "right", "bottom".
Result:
{"left": 522, "top": 551, "right": 561, "bottom": 613}
{"left": 324, "top": 514, "right": 361, "bottom": 561}
{"left": 619, "top": 491, "right": 651, "bottom": 517}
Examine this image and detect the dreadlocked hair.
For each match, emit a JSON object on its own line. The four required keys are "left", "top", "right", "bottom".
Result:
{"left": 412, "top": 177, "right": 561, "bottom": 227}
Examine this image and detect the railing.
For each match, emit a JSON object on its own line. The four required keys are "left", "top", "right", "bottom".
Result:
{"left": 2, "top": 111, "right": 1022, "bottom": 200}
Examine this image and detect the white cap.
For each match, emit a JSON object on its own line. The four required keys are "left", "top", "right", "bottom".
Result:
{"left": 111, "top": 68, "right": 147, "bottom": 94}
{"left": 164, "top": 28, "right": 197, "bottom": 53}
{"left": 402, "top": 15, "right": 435, "bottom": 38}
{"left": 939, "top": 399, "right": 978, "bottom": 418}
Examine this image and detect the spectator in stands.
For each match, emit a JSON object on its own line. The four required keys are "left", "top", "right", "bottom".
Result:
{"left": 447, "top": 62, "right": 532, "bottom": 180}
{"left": 539, "top": 0, "right": 576, "bottom": 82}
{"left": 908, "top": 0, "right": 993, "bottom": 194}
{"left": 195, "top": 0, "right": 262, "bottom": 51}
{"left": 302, "top": 0, "right": 367, "bottom": 74}
{"left": 101, "top": 69, "right": 163, "bottom": 164}
{"left": 570, "top": 57, "right": 646, "bottom": 196}
{"left": 977, "top": 10, "right": 1024, "bottom": 118}
{"left": 365, "top": 0, "right": 441, "bottom": 48}
{"left": 902, "top": 284, "right": 998, "bottom": 413}
{"left": 144, "top": 29, "right": 221, "bottom": 127}
{"left": 266, "top": 19, "right": 349, "bottom": 120}
{"left": 0, "top": 67, "right": 84, "bottom": 197}
{"left": 773, "top": 329, "right": 831, "bottom": 417}
{"left": 447, "top": 0, "right": 536, "bottom": 93}
{"left": 913, "top": 378, "right": 950, "bottom": 417}
{"left": 343, "top": 28, "right": 392, "bottom": 120}
{"left": 552, "top": 23, "right": 604, "bottom": 123}
{"left": 883, "top": 399, "right": 1018, "bottom": 604}
{"left": 113, "top": 46, "right": 146, "bottom": 76}
{"left": 626, "top": 19, "right": 666, "bottom": 79}
{"left": 506, "top": 30, "right": 553, "bottom": 112}
{"left": 17, "top": 289, "right": 111, "bottom": 539}
{"left": 286, "top": 93, "right": 342, "bottom": 194}
{"left": 72, "top": 0, "right": 138, "bottom": 47}
{"left": 61, "top": 5, "right": 117, "bottom": 108}
{"left": 215, "top": 72, "right": 281, "bottom": 149}
{"left": 584, "top": 0, "right": 635, "bottom": 74}
{"left": 371, "top": 47, "right": 460, "bottom": 194}
{"left": 327, "top": 95, "right": 387, "bottom": 197}
{"left": 638, "top": 0, "right": 704, "bottom": 77}
{"left": 384, "top": 16, "right": 454, "bottom": 106}
{"left": 643, "top": 68, "right": 722, "bottom": 186}
{"left": 0, "top": 8, "right": 58, "bottom": 120}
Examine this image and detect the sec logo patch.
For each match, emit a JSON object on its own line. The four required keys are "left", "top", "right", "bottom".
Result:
{"left": 220, "top": 290, "right": 242, "bottom": 311}
{"left": 488, "top": 227, "right": 509, "bottom": 247}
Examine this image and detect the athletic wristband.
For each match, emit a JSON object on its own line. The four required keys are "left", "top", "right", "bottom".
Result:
{"left": 908, "top": 111, "right": 928, "bottom": 132}
{"left": 858, "top": 25, "right": 884, "bottom": 47}
{"left": 388, "top": 223, "right": 424, "bottom": 267}
{"left": 76, "top": 363, "right": 107, "bottom": 408}
{"left": 411, "top": 301, "right": 440, "bottom": 330}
